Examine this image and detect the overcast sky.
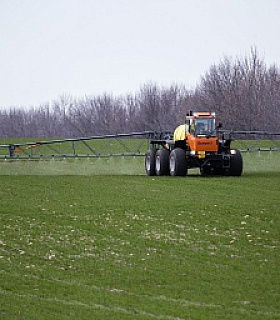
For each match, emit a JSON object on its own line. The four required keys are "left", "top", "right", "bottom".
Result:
{"left": 1, "top": 0, "right": 280, "bottom": 108}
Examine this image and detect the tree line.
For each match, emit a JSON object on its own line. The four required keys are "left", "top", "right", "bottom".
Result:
{"left": 0, "top": 48, "right": 279, "bottom": 138}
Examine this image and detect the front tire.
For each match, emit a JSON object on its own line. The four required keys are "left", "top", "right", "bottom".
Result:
{"left": 229, "top": 150, "right": 243, "bottom": 176}
{"left": 169, "top": 148, "right": 188, "bottom": 176}
{"left": 145, "top": 149, "right": 156, "bottom": 176}
{"left": 155, "top": 149, "right": 170, "bottom": 176}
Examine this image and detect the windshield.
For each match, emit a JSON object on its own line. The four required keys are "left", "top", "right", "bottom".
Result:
{"left": 195, "top": 118, "right": 216, "bottom": 136}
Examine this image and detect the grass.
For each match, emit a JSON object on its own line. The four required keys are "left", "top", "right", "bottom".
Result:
{"left": 0, "top": 153, "right": 280, "bottom": 319}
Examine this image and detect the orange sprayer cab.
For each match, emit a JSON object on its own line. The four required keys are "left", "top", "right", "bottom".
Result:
{"left": 185, "top": 111, "right": 218, "bottom": 153}
{"left": 145, "top": 110, "right": 243, "bottom": 176}
{"left": 173, "top": 111, "right": 218, "bottom": 154}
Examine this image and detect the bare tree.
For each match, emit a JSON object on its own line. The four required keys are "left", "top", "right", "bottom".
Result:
{"left": 195, "top": 47, "right": 280, "bottom": 131}
{"left": 1, "top": 47, "right": 279, "bottom": 138}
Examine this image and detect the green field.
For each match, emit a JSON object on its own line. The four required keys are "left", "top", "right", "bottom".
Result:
{"left": 0, "top": 153, "right": 279, "bottom": 319}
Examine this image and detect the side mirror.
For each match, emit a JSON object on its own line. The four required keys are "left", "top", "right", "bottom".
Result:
{"left": 217, "top": 122, "right": 223, "bottom": 129}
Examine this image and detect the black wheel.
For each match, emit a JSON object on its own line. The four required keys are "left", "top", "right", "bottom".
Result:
{"left": 169, "top": 148, "right": 188, "bottom": 176}
{"left": 229, "top": 149, "right": 243, "bottom": 176}
{"left": 155, "top": 149, "right": 170, "bottom": 176}
{"left": 145, "top": 149, "right": 156, "bottom": 176}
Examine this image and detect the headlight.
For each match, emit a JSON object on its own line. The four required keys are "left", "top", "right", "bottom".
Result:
{"left": 230, "top": 149, "right": 237, "bottom": 155}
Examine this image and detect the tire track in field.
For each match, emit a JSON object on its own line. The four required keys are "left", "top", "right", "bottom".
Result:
{"left": 1, "top": 272, "right": 279, "bottom": 318}
{"left": 0, "top": 288, "right": 187, "bottom": 320}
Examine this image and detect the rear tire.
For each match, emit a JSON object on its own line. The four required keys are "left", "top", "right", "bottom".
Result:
{"left": 155, "top": 149, "right": 170, "bottom": 176}
{"left": 229, "top": 150, "right": 243, "bottom": 176}
{"left": 145, "top": 149, "right": 156, "bottom": 176}
{"left": 170, "top": 148, "right": 188, "bottom": 176}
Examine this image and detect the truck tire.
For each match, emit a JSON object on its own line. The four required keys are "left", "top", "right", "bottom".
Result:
{"left": 229, "top": 150, "right": 243, "bottom": 176}
{"left": 145, "top": 149, "right": 156, "bottom": 176}
{"left": 155, "top": 149, "right": 170, "bottom": 176}
{"left": 169, "top": 148, "right": 188, "bottom": 176}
